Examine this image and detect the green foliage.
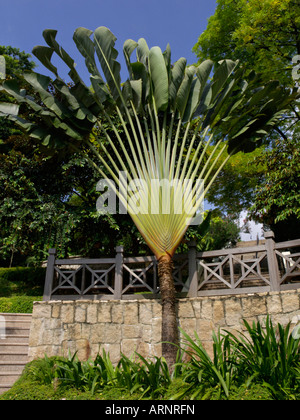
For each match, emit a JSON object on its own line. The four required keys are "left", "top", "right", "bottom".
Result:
{"left": 176, "top": 317, "right": 300, "bottom": 400}
{"left": 193, "top": 0, "right": 300, "bottom": 88}
{"left": 182, "top": 209, "right": 240, "bottom": 252}
{"left": 193, "top": 0, "right": 300, "bottom": 232}
{"left": 0, "top": 267, "right": 45, "bottom": 297}
{"left": 0, "top": 296, "right": 42, "bottom": 313}
{"left": 26, "top": 350, "right": 172, "bottom": 399}
{"left": 0, "top": 29, "right": 298, "bottom": 264}
{"left": 174, "top": 327, "right": 239, "bottom": 399}
{"left": 0, "top": 133, "right": 148, "bottom": 265}
{"left": 225, "top": 317, "right": 300, "bottom": 399}
{"left": 0, "top": 265, "right": 43, "bottom": 312}
{"left": 205, "top": 147, "right": 266, "bottom": 216}
{"left": 249, "top": 136, "right": 300, "bottom": 239}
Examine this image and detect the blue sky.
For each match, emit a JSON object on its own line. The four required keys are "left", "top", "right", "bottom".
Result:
{"left": 1, "top": 0, "right": 217, "bottom": 81}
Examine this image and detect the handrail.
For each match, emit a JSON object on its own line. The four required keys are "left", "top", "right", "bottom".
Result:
{"left": 43, "top": 232, "right": 300, "bottom": 301}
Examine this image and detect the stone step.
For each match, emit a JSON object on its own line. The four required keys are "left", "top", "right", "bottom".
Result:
{"left": 0, "top": 314, "right": 32, "bottom": 395}
{"left": 0, "top": 335, "right": 29, "bottom": 344}
{"left": 0, "top": 385, "right": 12, "bottom": 394}
{"left": 3, "top": 328, "right": 30, "bottom": 338}
{"left": 5, "top": 320, "right": 31, "bottom": 328}
{"left": 0, "top": 372, "right": 21, "bottom": 385}
{"left": 0, "top": 313, "right": 32, "bottom": 321}
{"left": 0, "top": 362, "right": 26, "bottom": 373}
{"left": 0, "top": 352, "right": 29, "bottom": 363}
{"left": 0, "top": 343, "right": 29, "bottom": 352}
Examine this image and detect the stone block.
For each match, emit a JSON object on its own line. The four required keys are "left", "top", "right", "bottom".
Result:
{"left": 242, "top": 295, "right": 267, "bottom": 317}
{"left": 196, "top": 319, "right": 214, "bottom": 341}
{"left": 75, "top": 304, "right": 87, "bottom": 323}
{"left": 201, "top": 299, "right": 213, "bottom": 320}
{"left": 137, "top": 341, "right": 151, "bottom": 359}
{"left": 111, "top": 304, "right": 123, "bottom": 323}
{"left": 35, "top": 303, "right": 51, "bottom": 319}
{"left": 123, "top": 302, "right": 139, "bottom": 325}
{"left": 178, "top": 300, "right": 195, "bottom": 318}
{"left": 122, "top": 325, "right": 141, "bottom": 339}
{"left": 51, "top": 304, "right": 61, "bottom": 319}
{"left": 29, "top": 318, "right": 43, "bottom": 347}
{"left": 139, "top": 302, "right": 153, "bottom": 324}
{"left": 152, "top": 317, "right": 162, "bottom": 343}
{"left": 86, "top": 303, "right": 98, "bottom": 324}
{"left": 98, "top": 302, "right": 112, "bottom": 323}
{"left": 225, "top": 299, "right": 243, "bottom": 326}
{"left": 213, "top": 300, "right": 226, "bottom": 326}
{"left": 76, "top": 338, "right": 91, "bottom": 360}
{"left": 191, "top": 300, "right": 201, "bottom": 317}
{"left": 90, "top": 323, "right": 105, "bottom": 344}
{"left": 61, "top": 303, "right": 74, "bottom": 324}
{"left": 179, "top": 318, "right": 197, "bottom": 337}
{"left": 152, "top": 301, "right": 162, "bottom": 318}
{"left": 105, "top": 343, "right": 121, "bottom": 364}
{"left": 266, "top": 293, "right": 282, "bottom": 314}
{"left": 281, "top": 292, "right": 299, "bottom": 313}
{"left": 104, "top": 324, "right": 122, "bottom": 344}
{"left": 140, "top": 325, "right": 152, "bottom": 343}
{"left": 122, "top": 339, "right": 138, "bottom": 357}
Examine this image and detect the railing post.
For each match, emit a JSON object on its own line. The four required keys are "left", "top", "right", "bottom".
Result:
{"left": 43, "top": 248, "right": 56, "bottom": 301}
{"left": 114, "top": 246, "right": 124, "bottom": 299}
{"left": 264, "top": 231, "right": 280, "bottom": 291}
{"left": 187, "top": 240, "right": 198, "bottom": 297}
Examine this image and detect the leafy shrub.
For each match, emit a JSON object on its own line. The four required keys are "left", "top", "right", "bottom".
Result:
{"left": 0, "top": 267, "right": 45, "bottom": 297}
{"left": 28, "top": 350, "right": 172, "bottom": 398}
{"left": 0, "top": 296, "right": 42, "bottom": 313}
{"left": 176, "top": 317, "right": 300, "bottom": 400}
{"left": 174, "top": 327, "right": 238, "bottom": 399}
{"left": 225, "top": 316, "right": 300, "bottom": 399}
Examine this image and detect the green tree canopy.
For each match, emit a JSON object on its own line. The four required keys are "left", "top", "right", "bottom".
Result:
{"left": 193, "top": 0, "right": 300, "bottom": 87}
{"left": 249, "top": 135, "right": 300, "bottom": 241}
{"left": 193, "top": 0, "right": 300, "bottom": 240}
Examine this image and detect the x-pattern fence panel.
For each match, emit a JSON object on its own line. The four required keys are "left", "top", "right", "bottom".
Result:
{"left": 197, "top": 252, "right": 270, "bottom": 293}
{"left": 276, "top": 250, "right": 300, "bottom": 285}
{"left": 49, "top": 258, "right": 116, "bottom": 299}
{"left": 121, "top": 255, "right": 189, "bottom": 295}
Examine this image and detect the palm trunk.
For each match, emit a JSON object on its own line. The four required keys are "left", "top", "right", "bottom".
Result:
{"left": 157, "top": 254, "right": 179, "bottom": 370}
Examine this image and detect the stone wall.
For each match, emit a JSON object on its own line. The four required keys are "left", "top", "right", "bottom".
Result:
{"left": 28, "top": 289, "right": 300, "bottom": 363}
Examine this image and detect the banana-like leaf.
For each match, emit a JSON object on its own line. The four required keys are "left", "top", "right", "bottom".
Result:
{"left": 136, "top": 38, "right": 150, "bottom": 66}
{"left": 169, "top": 57, "right": 187, "bottom": 107}
{"left": 94, "top": 26, "right": 121, "bottom": 102}
{"left": 149, "top": 46, "right": 169, "bottom": 112}
{"left": 0, "top": 102, "right": 19, "bottom": 116}
{"left": 175, "top": 66, "right": 196, "bottom": 119}
{"left": 73, "top": 27, "right": 111, "bottom": 106}
{"left": 123, "top": 39, "right": 138, "bottom": 77}
{"left": 32, "top": 45, "right": 59, "bottom": 77}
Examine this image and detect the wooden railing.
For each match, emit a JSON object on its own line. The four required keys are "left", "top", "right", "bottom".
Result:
{"left": 43, "top": 231, "right": 300, "bottom": 301}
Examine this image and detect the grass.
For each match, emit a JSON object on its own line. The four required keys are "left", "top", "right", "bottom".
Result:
{"left": 1, "top": 318, "right": 299, "bottom": 401}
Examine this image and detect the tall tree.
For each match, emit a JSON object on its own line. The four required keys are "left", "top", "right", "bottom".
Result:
{"left": 193, "top": 0, "right": 300, "bottom": 237}
{"left": 0, "top": 27, "right": 296, "bottom": 367}
{"left": 249, "top": 135, "right": 300, "bottom": 241}
{"left": 193, "top": 0, "right": 300, "bottom": 87}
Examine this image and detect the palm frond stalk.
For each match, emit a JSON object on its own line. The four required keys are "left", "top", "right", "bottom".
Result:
{"left": 0, "top": 27, "right": 298, "bottom": 368}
